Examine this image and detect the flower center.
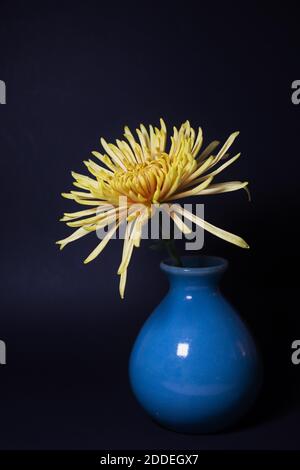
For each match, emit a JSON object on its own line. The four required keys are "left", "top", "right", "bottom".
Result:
{"left": 109, "top": 154, "right": 171, "bottom": 203}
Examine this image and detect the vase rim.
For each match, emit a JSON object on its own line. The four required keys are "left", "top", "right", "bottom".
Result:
{"left": 160, "top": 255, "right": 228, "bottom": 275}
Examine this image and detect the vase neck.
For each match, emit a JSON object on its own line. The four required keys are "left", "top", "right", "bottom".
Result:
{"left": 160, "top": 256, "right": 228, "bottom": 290}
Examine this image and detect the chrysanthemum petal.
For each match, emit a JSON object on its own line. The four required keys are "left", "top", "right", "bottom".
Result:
{"left": 197, "top": 140, "right": 220, "bottom": 160}
{"left": 70, "top": 191, "right": 97, "bottom": 199}
{"left": 174, "top": 206, "right": 249, "bottom": 249}
{"left": 124, "top": 127, "right": 143, "bottom": 163}
{"left": 64, "top": 205, "right": 112, "bottom": 218}
{"left": 71, "top": 171, "right": 99, "bottom": 189}
{"left": 116, "top": 140, "right": 136, "bottom": 165}
{"left": 92, "top": 151, "right": 117, "bottom": 173}
{"left": 119, "top": 269, "right": 127, "bottom": 299}
{"left": 73, "top": 198, "right": 106, "bottom": 206}
{"left": 84, "top": 222, "right": 120, "bottom": 264}
{"left": 84, "top": 159, "right": 113, "bottom": 179}
{"left": 214, "top": 131, "right": 239, "bottom": 164}
{"left": 118, "top": 223, "right": 135, "bottom": 275}
{"left": 136, "top": 129, "right": 151, "bottom": 160}
{"left": 56, "top": 227, "right": 91, "bottom": 250}
{"left": 66, "top": 207, "right": 119, "bottom": 228}
{"left": 199, "top": 181, "right": 248, "bottom": 195}
{"left": 100, "top": 138, "right": 127, "bottom": 171}
{"left": 190, "top": 153, "right": 241, "bottom": 186}
{"left": 166, "top": 176, "right": 214, "bottom": 200}
{"left": 192, "top": 127, "right": 203, "bottom": 157}
{"left": 181, "top": 156, "right": 215, "bottom": 188}
{"left": 60, "top": 208, "right": 98, "bottom": 222}
{"left": 168, "top": 209, "right": 192, "bottom": 234}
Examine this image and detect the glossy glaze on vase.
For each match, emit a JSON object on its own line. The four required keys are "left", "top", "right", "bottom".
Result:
{"left": 129, "top": 256, "right": 262, "bottom": 433}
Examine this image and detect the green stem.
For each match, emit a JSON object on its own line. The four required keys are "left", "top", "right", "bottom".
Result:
{"left": 162, "top": 239, "right": 183, "bottom": 267}
{"left": 157, "top": 223, "right": 183, "bottom": 267}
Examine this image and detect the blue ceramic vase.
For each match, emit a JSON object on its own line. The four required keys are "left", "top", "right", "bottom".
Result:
{"left": 129, "top": 256, "right": 262, "bottom": 433}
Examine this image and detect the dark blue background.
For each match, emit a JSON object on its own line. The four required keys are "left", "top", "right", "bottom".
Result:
{"left": 0, "top": 0, "right": 300, "bottom": 450}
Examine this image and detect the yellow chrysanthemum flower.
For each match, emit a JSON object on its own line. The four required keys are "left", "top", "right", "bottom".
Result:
{"left": 57, "top": 119, "right": 249, "bottom": 298}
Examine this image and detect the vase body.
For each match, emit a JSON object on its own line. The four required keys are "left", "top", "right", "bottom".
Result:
{"left": 129, "top": 256, "right": 262, "bottom": 433}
